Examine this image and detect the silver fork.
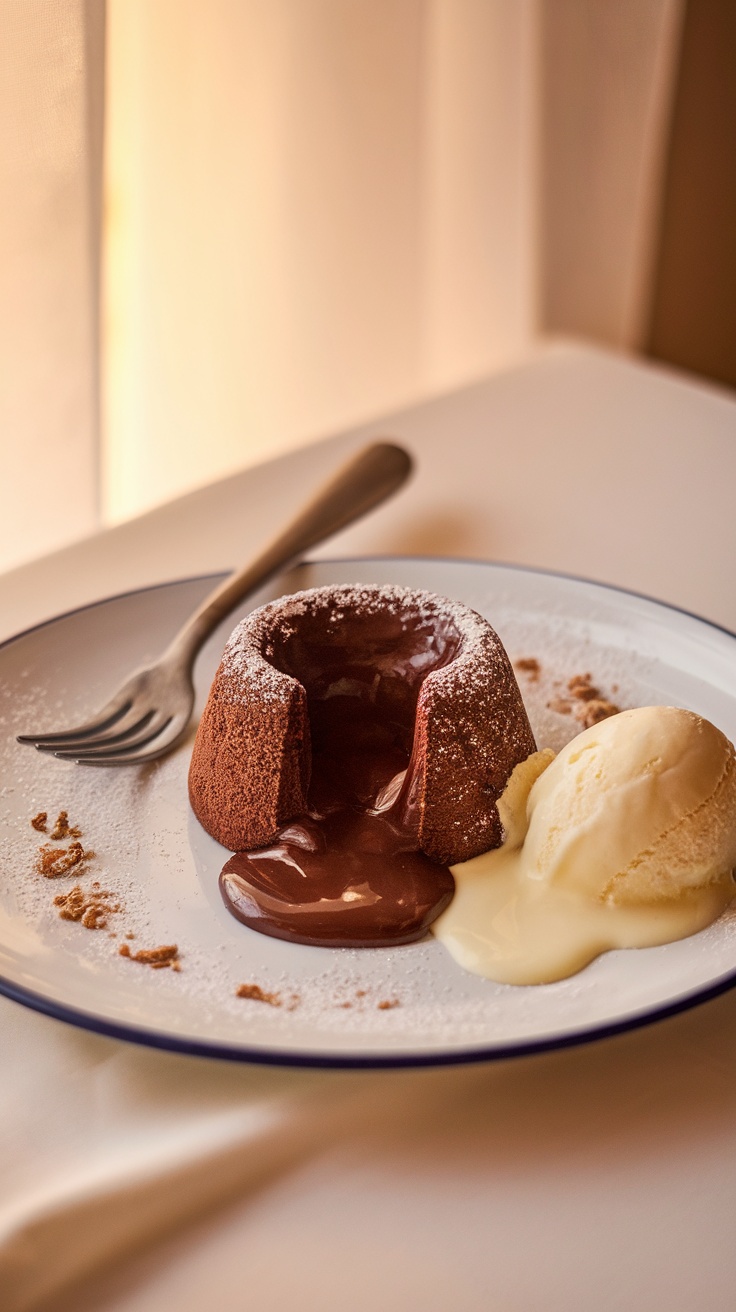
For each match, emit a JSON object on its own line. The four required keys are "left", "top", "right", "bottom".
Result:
{"left": 17, "top": 441, "right": 412, "bottom": 766}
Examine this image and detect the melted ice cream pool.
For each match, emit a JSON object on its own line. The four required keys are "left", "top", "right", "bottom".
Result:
{"left": 433, "top": 707, "right": 736, "bottom": 984}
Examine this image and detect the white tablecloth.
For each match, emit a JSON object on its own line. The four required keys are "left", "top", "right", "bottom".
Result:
{"left": 2, "top": 341, "right": 736, "bottom": 1312}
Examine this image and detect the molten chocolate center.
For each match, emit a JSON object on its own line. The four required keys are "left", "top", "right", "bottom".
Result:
{"left": 219, "top": 607, "right": 459, "bottom": 946}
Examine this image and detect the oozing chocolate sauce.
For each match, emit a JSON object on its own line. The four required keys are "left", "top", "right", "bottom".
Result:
{"left": 219, "top": 607, "right": 459, "bottom": 946}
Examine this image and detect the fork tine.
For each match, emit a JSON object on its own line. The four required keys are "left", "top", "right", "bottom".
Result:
{"left": 53, "top": 716, "right": 174, "bottom": 762}
{"left": 17, "top": 701, "right": 132, "bottom": 747}
{"left": 33, "top": 709, "right": 156, "bottom": 755}
{"left": 76, "top": 737, "right": 183, "bottom": 768}
{"left": 76, "top": 719, "right": 187, "bottom": 767}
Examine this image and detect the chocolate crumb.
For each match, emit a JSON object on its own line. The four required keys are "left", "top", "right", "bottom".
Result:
{"left": 36, "top": 842, "right": 94, "bottom": 878}
{"left": 377, "top": 999, "right": 400, "bottom": 1010}
{"left": 31, "top": 812, "right": 48, "bottom": 833}
{"left": 549, "top": 673, "right": 621, "bottom": 725}
{"left": 567, "top": 673, "right": 599, "bottom": 702}
{"left": 236, "top": 983, "right": 282, "bottom": 1006}
{"left": 119, "top": 943, "right": 180, "bottom": 969}
{"left": 54, "top": 884, "right": 121, "bottom": 930}
{"left": 547, "top": 698, "right": 572, "bottom": 715}
{"left": 124, "top": 932, "right": 136, "bottom": 940}
{"left": 50, "top": 810, "right": 82, "bottom": 841}
{"left": 575, "top": 698, "right": 620, "bottom": 729}
{"left": 515, "top": 657, "right": 541, "bottom": 681}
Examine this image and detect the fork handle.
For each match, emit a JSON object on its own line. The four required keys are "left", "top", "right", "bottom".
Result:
{"left": 165, "top": 440, "right": 413, "bottom": 670}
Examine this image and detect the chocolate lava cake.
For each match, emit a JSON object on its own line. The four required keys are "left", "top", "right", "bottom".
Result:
{"left": 188, "top": 583, "right": 535, "bottom": 865}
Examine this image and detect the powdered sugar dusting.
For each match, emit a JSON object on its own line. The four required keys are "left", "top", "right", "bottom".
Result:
{"left": 219, "top": 583, "right": 495, "bottom": 699}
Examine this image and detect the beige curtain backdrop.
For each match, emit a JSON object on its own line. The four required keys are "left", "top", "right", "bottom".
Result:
{"left": 103, "top": 0, "right": 539, "bottom": 523}
{"left": 0, "top": 0, "right": 104, "bottom": 572}
{"left": 540, "top": 0, "right": 683, "bottom": 349}
{"left": 1, "top": 0, "right": 684, "bottom": 565}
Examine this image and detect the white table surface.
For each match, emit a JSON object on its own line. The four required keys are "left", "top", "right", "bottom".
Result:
{"left": 4, "top": 340, "right": 736, "bottom": 1311}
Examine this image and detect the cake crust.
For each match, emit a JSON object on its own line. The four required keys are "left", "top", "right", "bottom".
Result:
{"left": 188, "top": 584, "right": 536, "bottom": 863}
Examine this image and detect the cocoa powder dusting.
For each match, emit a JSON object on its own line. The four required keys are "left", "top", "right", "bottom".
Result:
{"left": 119, "top": 943, "right": 180, "bottom": 971}
{"left": 575, "top": 698, "right": 620, "bottom": 729}
{"left": 236, "top": 983, "right": 282, "bottom": 1006}
{"left": 50, "top": 810, "right": 82, "bottom": 841}
{"left": 54, "top": 884, "right": 121, "bottom": 930}
{"left": 567, "top": 673, "right": 599, "bottom": 702}
{"left": 334, "top": 988, "right": 374, "bottom": 1010}
{"left": 377, "top": 999, "right": 400, "bottom": 1010}
{"left": 547, "top": 698, "right": 572, "bottom": 715}
{"left": 568, "top": 673, "right": 620, "bottom": 726}
{"left": 29, "top": 810, "right": 184, "bottom": 973}
{"left": 515, "top": 657, "right": 541, "bottom": 682}
{"left": 35, "top": 841, "right": 94, "bottom": 878}
{"left": 547, "top": 672, "right": 620, "bottom": 726}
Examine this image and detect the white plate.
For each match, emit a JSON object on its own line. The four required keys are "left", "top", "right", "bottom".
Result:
{"left": 2, "top": 556, "right": 736, "bottom": 1068}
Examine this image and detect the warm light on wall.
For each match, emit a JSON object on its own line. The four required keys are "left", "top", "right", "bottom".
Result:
{"left": 101, "top": 0, "right": 538, "bottom": 526}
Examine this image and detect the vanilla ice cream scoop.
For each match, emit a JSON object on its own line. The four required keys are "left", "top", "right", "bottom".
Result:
{"left": 433, "top": 707, "right": 736, "bottom": 984}
{"left": 524, "top": 706, "right": 736, "bottom": 903}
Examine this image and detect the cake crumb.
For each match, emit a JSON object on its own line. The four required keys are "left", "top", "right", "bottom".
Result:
{"left": 567, "top": 673, "right": 621, "bottom": 725}
{"left": 377, "top": 999, "right": 400, "bottom": 1010}
{"left": 575, "top": 698, "right": 620, "bottom": 729}
{"left": 547, "top": 698, "right": 572, "bottom": 715}
{"left": 35, "top": 842, "right": 94, "bottom": 878}
{"left": 236, "top": 983, "right": 282, "bottom": 1007}
{"left": 31, "top": 812, "right": 48, "bottom": 833}
{"left": 548, "top": 672, "right": 621, "bottom": 726}
{"left": 50, "top": 810, "right": 82, "bottom": 841}
{"left": 515, "top": 657, "right": 541, "bottom": 681}
{"left": 119, "top": 943, "right": 180, "bottom": 970}
{"left": 567, "top": 673, "right": 599, "bottom": 702}
{"left": 54, "top": 884, "right": 121, "bottom": 930}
